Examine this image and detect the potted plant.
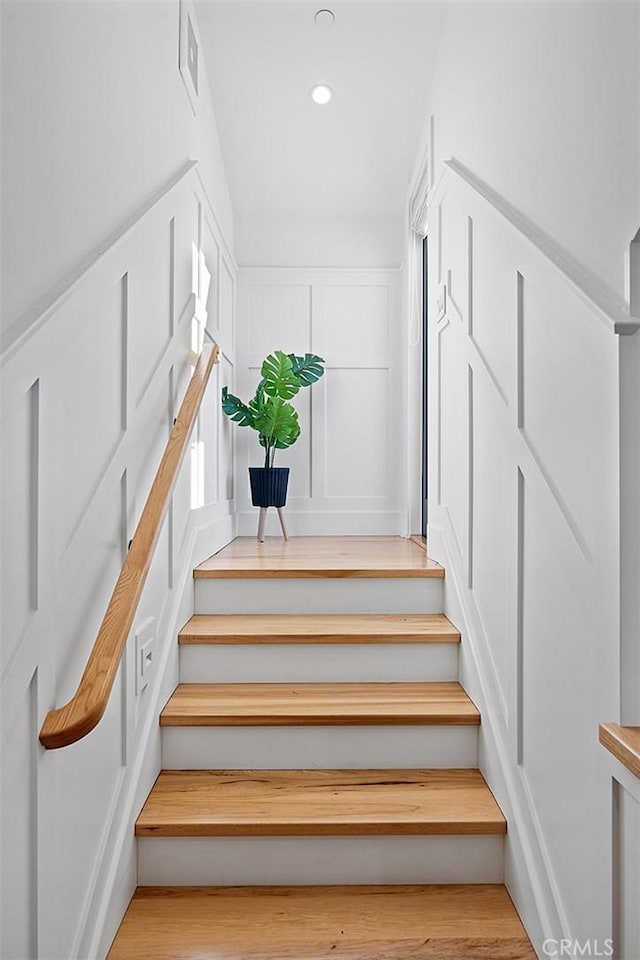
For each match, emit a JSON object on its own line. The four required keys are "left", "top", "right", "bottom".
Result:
{"left": 221, "top": 350, "right": 325, "bottom": 531}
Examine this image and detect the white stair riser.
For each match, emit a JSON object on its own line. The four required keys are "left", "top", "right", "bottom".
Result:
{"left": 195, "top": 578, "right": 444, "bottom": 615}
{"left": 162, "top": 725, "right": 479, "bottom": 770}
{"left": 138, "top": 835, "right": 503, "bottom": 885}
{"left": 179, "top": 642, "right": 458, "bottom": 683}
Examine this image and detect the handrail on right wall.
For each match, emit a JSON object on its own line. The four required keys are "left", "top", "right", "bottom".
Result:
{"left": 39, "top": 342, "right": 220, "bottom": 750}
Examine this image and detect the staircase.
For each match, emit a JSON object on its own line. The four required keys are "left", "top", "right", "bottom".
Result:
{"left": 108, "top": 537, "right": 535, "bottom": 958}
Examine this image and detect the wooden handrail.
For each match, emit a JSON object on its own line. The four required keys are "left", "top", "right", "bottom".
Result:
{"left": 39, "top": 343, "right": 220, "bottom": 749}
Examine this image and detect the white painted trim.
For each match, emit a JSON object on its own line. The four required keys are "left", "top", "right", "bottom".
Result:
{"left": 75, "top": 512, "right": 234, "bottom": 960}
{"left": 236, "top": 509, "right": 404, "bottom": 537}
{"left": 235, "top": 265, "right": 403, "bottom": 275}
{"left": 193, "top": 166, "right": 237, "bottom": 272}
{"left": 1, "top": 153, "right": 237, "bottom": 958}
{"left": 618, "top": 332, "right": 640, "bottom": 725}
{"left": 429, "top": 517, "right": 566, "bottom": 958}
{"left": 443, "top": 159, "right": 640, "bottom": 337}
{"left": 236, "top": 266, "right": 404, "bottom": 535}
{"left": 404, "top": 219, "right": 426, "bottom": 536}
{"left": 1, "top": 162, "right": 198, "bottom": 363}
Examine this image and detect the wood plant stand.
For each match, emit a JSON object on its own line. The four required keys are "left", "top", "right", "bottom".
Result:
{"left": 257, "top": 507, "right": 289, "bottom": 542}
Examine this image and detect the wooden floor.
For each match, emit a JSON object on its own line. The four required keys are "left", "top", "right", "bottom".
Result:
{"left": 135, "top": 769, "right": 506, "bottom": 837}
{"left": 108, "top": 884, "right": 536, "bottom": 960}
{"left": 194, "top": 536, "right": 445, "bottom": 578}
{"left": 179, "top": 613, "right": 460, "bottom": 643}
{"left": 160, "top": 682, "right": 480, "bottom": 726}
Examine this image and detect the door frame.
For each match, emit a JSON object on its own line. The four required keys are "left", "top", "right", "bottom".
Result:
{"left": 405, "top": 141, "right": 433, "bottom": 537}
{"left": 421, "top": 234, "right": 429, "bottom": 538}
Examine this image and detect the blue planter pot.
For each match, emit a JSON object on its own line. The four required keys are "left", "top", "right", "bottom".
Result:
{"left": 249, "top": 467, "right": 290, "bottom": 508}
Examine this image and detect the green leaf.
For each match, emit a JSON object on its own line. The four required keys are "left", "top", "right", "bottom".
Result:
{"left": 288, "top": 353, "right": 326, "bottom": 387}
{"left": 273, "top": 417, "right": 301, "bottom": 448}
{"left": 261, "top": 350, "right": 300, "bottom": 400}
{"left": 248, "top": 383, "right": 266, "bottom": 419}
{"left": 221, "top": 386, "right": 256, "bottom": 427}
{"left": 255, "top": 396, "right": 300, "bottom": 447}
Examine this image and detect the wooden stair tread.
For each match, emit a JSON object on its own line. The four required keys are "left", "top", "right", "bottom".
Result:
{"left": 160, "top": 682, "right": 480, "bottom": 726}
{"left": 108, "top": 884, "right": 536, "bottom": 959}
{"left": 179, "top": 613, "right": 460, "bottom": 644}
{"left": 135, "top": 769, "right": 506, "bottom": 837}
{"left": 194, "top": 536, "right": 445, "bottom": 579}
{"left": 599, "top": 723, "right": 640, "bottom": 778}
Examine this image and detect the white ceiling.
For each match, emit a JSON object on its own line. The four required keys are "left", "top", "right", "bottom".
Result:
{"left": 195, "top": 1, "right": 446, "bottom": 220}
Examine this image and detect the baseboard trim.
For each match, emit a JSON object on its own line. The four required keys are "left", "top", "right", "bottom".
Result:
{"left": 237, "top": 510, "right": 404, "bottom": 537}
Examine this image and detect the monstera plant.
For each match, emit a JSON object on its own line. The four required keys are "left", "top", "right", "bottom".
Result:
{"left": 221, "top": 350, "right": 325, "bottom": 522}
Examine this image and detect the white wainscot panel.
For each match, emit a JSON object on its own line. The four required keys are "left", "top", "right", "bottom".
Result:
{"left": 173, "top": 195, "right": 199, "bottom": 324}
{"left": 42, "top": 667, "right": 125, "bottom": 960}
{"left": 522, "top": 474, "right": 611, "bottom": 941}
{"left": 129, "top": 218, "right": 172, "bottom": 408}
{"left": 324, "top": 368, "right": 388, "bottom": 499}
{"left": 170, "top": 357, "right": 195, "bottom": 554}
{"left": 0, "top": 387, "right": 34, "bottom": 667}
{"left": 0, "top": 673, "right": 37, "bottom": 960}
{"left": 614, "top": 780, "right": 640, "bottom": 960}
{"left": 220, "top": 258, "right": 235, "bottom": 352}
{"left": 321, "top": 284, "right": 389, "bottom": 366}
{"left": 201, "top": 363, "right": 220, "bottom": 506}
{"left": 470, "top": 215, "right": 517, "bottom": 403}
{"left": 521, "top": 275, "right": 613, "bottom": 556}
{"left": 248, "top": 284, "right": 311, "bottom": 363}
{"left": 439, "top": 327, "right": 468, "bottom": 556}
{"left": 201, "top": 214, "right": 220, "bottom": 330}
{"left": 54, "top": 471, "right": 123, "bottom": 705}
{"left": 440, "top": 193, "right": 469, "bottom": 324}
{"left": 134, "top": 518, "right": 170, "bottom": 696}
{"left": 134, "top": 383, "right": 171, "bottom": 524}
{"left": 52, "top": 278, "right": 123, "bottom": 560}
{"left": 218, "top": 356, "right": 234, "bottom": 502}
{"left": 472, "top": 373, "right": 514, "bottom": 717}
{"left": 173, "top": 452, "right": 192, "bottom": 557}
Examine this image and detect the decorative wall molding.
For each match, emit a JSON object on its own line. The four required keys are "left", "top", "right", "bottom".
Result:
{"left": 427, "top": 158, "right": 623, "bottom": 953}
{"left": 1, "top": 162, "right": 199, "bottom": 363}
{"left": 0, "top": 162, "right": 236, "bottom": 960}
{"left": 445, "top": 159, "right": 640, "bottom": 336}
{"left": 236, "top": 267, "right": 404, "bottom": 536}
{"left": 429, "top": 517, "right": 567, "bottom": 958}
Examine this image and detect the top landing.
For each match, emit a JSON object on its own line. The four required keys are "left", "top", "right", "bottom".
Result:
{"left": 194, "top": 537, "right": 445, "bottom": 579}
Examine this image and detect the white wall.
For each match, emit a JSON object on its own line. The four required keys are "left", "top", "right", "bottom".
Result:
{"left": 423, "top": 0, "right": 640, "bottom": 308}
{"left": 425, "top": 158, "right": 625, "bottom": 958}
{"left": 0, "top": 4, "right": 237, "bottom": 957}
{"left": 408, "top": 6, "right": 640, "bottom": 952}
{"left": 1, "top": 0, "right": 234, "bottom": 347}
{"left": 0, "top": 161, "right": 236, "bottom": 960}
{"left": 235, "top": 215, "right": 404, "bottom": 268}
{"left": 236, "top": 267, "right": 404, "bottom": 536}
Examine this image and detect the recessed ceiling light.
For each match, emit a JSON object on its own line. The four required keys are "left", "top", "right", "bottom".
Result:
{"left": 310, "top": 84, "right": 333, "bottom": 105}
{"left": 314, "top": 9, "right": 335, "bottom": 27}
